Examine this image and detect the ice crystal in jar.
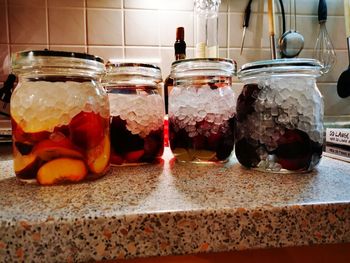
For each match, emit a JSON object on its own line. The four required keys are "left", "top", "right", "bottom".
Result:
{"left": 236, "top": 59, "right": 324, "bottom": 173}
{"left": 169, "top": 58, "right": 236, "bottom": 163}
{"left": 103, "top": 63, "right": 164, "bottom": 165}
{"left": 11, "top": 50, "right": 110, "bottom": 185}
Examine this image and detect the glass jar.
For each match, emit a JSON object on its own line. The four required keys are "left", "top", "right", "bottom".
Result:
{"left": 103, "top": 63, "right": 164, "bottom": 165}
{"left": 169, "top": 58, "right": 236, "bottom": 163}
{"left": 11, "top": 50, "right": 110, "bottom": 185}
{"left": 236, "top": 59, "right": 324, "bottom": 173}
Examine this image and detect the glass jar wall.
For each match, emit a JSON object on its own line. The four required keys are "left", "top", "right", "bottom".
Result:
{"left": 169, "top": 58, "right": 236, "bottom": 163}
{"left": 103, "top": 63, "right": 164, "bottom": 165}
{"left": 236, "top": 59, "right": 324, "bottom": 173}
{"left": 11, "top": 50, "right": 110, "bottom": 185}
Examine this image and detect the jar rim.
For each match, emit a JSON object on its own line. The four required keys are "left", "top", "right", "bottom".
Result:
{"left": 11, "top": 49, "right": 105, "bottom": 76}
{"left": 13, "top": 49, "right": 104, "bottom": 63}
{"left": 104, "top": 62, "right": 162, "bottom": 83}
{"left": 238, "top": 58, "right": 322, "bottom": 78}
{"left": 171, "top": 58, "right": 236, "bottom": 78}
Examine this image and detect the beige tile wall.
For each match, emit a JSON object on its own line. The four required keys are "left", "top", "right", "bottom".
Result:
{"left": 0, "top": 0, "right": 349, "bottom": 115}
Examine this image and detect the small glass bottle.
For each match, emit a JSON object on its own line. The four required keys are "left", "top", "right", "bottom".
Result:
{"left": 11, "top": 50, "right": 110, "bottom": 185}
{"left": 164, "top": 27, "right": 186, "bottom": 114}
{"left": 169, "top": 58, "right": 236, "bottom": 163}
{"left": 194, "top": 0, "right": 221, "bottom": 58}
{"left": 236, "top": 58, "right": 324, "bottom": 173}
{"left": 103, "top": 63, "right": 164, "bottom": 165}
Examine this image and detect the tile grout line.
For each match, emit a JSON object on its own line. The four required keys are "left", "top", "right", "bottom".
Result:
{"left": 122, "top": 0, "right": 125, "bottom": 59}
{"left": 45, "top": 0, "right": 50, "bottom": 49}
{"left": 4, "top": 0, "right": 10, "bottom": 61}
{"left": 226, "top": 1, "right": 230, "bottom": 58}
{"left": 84, "top": 0, "right": 88, "bottom": 53}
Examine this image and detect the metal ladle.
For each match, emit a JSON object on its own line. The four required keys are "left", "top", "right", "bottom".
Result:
{"left": 278, "top": 0, "right": 304, "bottom": 58}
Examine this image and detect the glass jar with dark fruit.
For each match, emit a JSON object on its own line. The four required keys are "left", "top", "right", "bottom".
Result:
{"left": 103, "top": 63, "right": 164, "bottom": 165}
{"left": 169, "top": 58, "right": 236, "bottom": 163}
{"left": 236, "top": 59, "right": 324, "bottom": 173}
{"left": 11, "top": 50, "right": 110, "bottom": 185}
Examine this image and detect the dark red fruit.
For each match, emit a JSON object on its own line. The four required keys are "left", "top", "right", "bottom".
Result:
{"left": 192, "top": 134, "right": 206, "bottom": 149}
{"left": 235, "top": 138, "right": 260, "bottom": 168}
{"left": 216, "top": 136, "right": 234, "bottom": 161}
{"left": 110, "top": 116, "right": 144, "bottom": 153}
{"left": 275, "top": 129, "right": 312, "bottom": 171}
{"left": 69, "top": 111, "right": 105, "bottom": 150}
{"left": 169, "top": 121, "right": 190, "bottom": 151}
{"left": 142, "top": 129, "right": 164, "bottom": 162}
{"left": 207, "top": 132, "right": 221, "bottom": 150}
{"left": 236, "top": 84, "right": 260, "bottom": 121}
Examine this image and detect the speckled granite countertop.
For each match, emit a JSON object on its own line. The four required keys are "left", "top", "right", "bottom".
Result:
{"left": 1, "top": 146, "right": 350, "bottom": 262}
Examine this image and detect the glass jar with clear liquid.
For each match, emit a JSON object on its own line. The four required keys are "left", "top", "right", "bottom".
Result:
{"left": 236, "top": 59, "right": 324, "bottom": 173}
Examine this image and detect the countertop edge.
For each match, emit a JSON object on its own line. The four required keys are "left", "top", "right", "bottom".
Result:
{"left": 1, "top": 202, "right": 350, "bottom": 262}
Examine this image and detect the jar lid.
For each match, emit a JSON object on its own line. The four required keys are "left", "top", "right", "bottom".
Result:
{"left": 171, "top": 58, "right": 236, "bottom": 78}
{"left": 12, "top": 50, "right": 105, "bottom": 74}
{"left": 239, "top": 58, "right": 322, "bottom": 78}
{"left": 104, "top": 62, "right": 162, "bottom": 83}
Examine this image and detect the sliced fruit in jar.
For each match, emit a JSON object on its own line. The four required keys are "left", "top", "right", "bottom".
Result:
{"left": 12, "top": 119, "right": 50, "bottom": 143}
{"left": 33, "top": 138, "right": 84, "bottom": 161}
{"left": 69, "top": 111, "right": 105, "bottom": 150}
{"left": 172, "top": 148, "right": 193, "bottom": 162}
{"left": 14, "top": 152, "right": 40, "bottom": 179}
{"left": 189, "top": 149, "right": 216, "bottom": 161}
{"left": 87, "top": 134, "right": 110, "bottom": 173}
{"left": 37, "top": 158, "right": 87, "bottom": 185}
{"left": 125, "top": 150, "right": 145, "bottom": 163}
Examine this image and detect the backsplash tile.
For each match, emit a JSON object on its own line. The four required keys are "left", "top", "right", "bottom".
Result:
{"left": 0, "top": 0, "right": 348, "bottom": 116}
{"left": 0, "top": 1, "right": 8, "bottom": 44}
{"left": 159, "top": 11, "right": 194, "bottom": 47}
{"left": 124, "top": 0, "right": 193, "bottom": 11}
{"left": 125, "top": 10, "right": 159, "bottom": 46}
{"left": 0, "top": 44, "right": 10, "bottom": 82}
{"left": 87, "top": 9, "right": 123, "bottom": 45}
{"left": 8, "top": 5, "right": 47, "bottom": 44}
{"left": 48, "top": 0, "right": 85, "bottom": 8}
{"left": 88, "top": 46, "right": 123, "bottom": 62}
{"left": 49, "top": 8, "right": 85, "bottom": 45}
{"left": 87, "top": 0, "right": 122, "bottom": 8}
{"left": 8, "top": 0, "right": 45, "bottom": 7}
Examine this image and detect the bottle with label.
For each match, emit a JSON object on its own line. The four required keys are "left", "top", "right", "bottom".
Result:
{"left": 163, "top": 27, "right": 186, "bottom": 146}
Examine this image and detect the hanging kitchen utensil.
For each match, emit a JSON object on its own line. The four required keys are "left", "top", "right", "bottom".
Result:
{"left": 240, "top": 0, "right": 253, "bottom": 55}
{"left": 278, "top": 0, "right": 304, "bottom": 58}
{"left": 313, "top": 0, "right": 336, "bottom": 74}
{"left": 268, "top": 0, "right": 277, "bottom": 59}
{"left": 240, "top": 0, "right": 285, "bottom": 56}
{"left": 337, "top": 0, "right": 350, "bottom": 98}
